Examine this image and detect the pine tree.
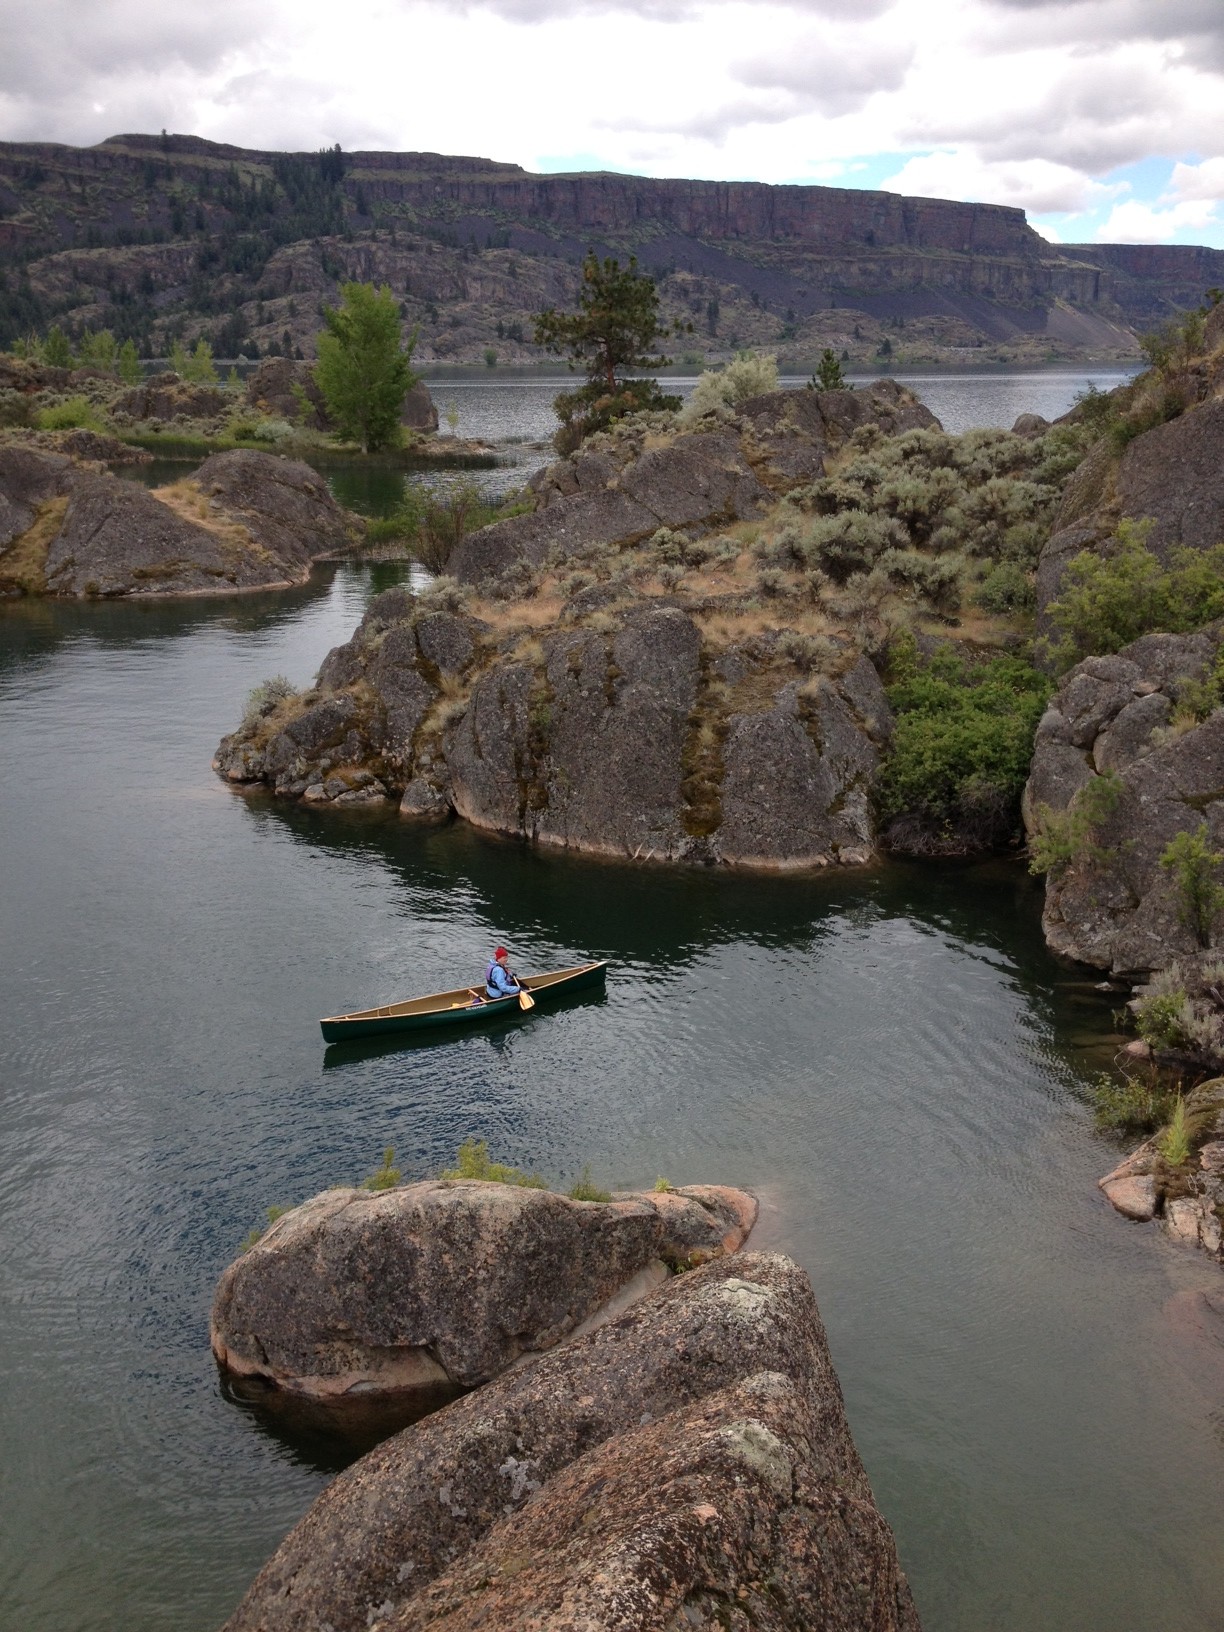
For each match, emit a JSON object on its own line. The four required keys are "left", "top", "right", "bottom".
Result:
{"left": 534, "top": 252, "right": 684, "bottom": 451}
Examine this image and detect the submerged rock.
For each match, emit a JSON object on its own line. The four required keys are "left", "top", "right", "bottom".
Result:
{"left": 0, "top": 445, "right": 360, "bottom": 597}
{"left": 211, "top": 1179, "right": 758, "bottom": 1412}
{"left": 221, "top": 1252, "right": 921, "bottom": 1632}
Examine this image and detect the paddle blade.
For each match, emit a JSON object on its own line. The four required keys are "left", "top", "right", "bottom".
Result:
{"left": 518, "top": 989, "right": 535, "bottom": 1010}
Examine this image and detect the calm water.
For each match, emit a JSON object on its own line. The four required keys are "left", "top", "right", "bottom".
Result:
{"left": 4, "top": 370, "right": 1219, "bottom": 1632}
{"left": 419, "top": 367, "right": 1140, "bottom": 450}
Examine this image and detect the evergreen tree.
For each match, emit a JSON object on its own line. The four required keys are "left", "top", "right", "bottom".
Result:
{"left": 314, "top": 282, "right": 418, "bottom": 453}
{"left": 534, "top": 251, "right": 684, "bottom": 450}
{"left": 812, "top": 348, "right": 846, "bottom": 390}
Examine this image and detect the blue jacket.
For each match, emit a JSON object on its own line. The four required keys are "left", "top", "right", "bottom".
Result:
{"left": 486, "top": 960, "right": 520, "bottom": 998}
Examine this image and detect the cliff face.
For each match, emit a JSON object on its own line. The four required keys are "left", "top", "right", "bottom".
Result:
{"left": 0, "top": 133, "right": 1205, "bottom": 365}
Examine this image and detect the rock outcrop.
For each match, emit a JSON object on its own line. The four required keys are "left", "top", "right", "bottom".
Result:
{"left": 214, "top": 584, "right": 893, "bottom": 866}
{"left": 221, "top": 1252, "right": 921, "bottom": 1632}
{"left": 214, "top": 385, "right": 924, "bottom": 867}
{"left": 0, "top": 445, "right": 360, "bottom": 596}
{"left": 450, "top": 382, "right": 937, "bottom": 585}
{"left": 1036, "top": 337, "right": 1224, "bottom": 629}
{"left": 1098, "top": 1078, "right": 1224, "bottom": 1261}
{"left": 113, "top": 368, "right": 227, "bottom": 422}
{"left": 1023, "top": 627, "right": 1224, "bottom": 973}
{"left": 211, "top": 1178, "right": 758, "bottom": 1412}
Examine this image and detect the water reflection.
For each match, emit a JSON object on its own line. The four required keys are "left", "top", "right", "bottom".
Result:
{"left": 1, "top": 497, "right": 1220, "bottom": 1632}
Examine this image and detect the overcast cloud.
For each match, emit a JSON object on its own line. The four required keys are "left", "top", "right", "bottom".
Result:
{"left": 0, "top": 0, "right": 1221, "bottom": 246}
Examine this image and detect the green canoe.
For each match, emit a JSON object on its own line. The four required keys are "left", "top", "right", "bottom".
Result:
{"left": 319, "top": 959, "right": 608, "bottom": 1043}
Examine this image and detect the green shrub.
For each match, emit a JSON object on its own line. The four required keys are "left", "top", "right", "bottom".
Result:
{"left": 1091, "top": 1072, "right": 1175, "bottom": 1135}
{"left": 1044, "top": 519, "right": 1224, "bottom": 669}
{"left": 653, "top": 1176, "right": 675, "bottom": 1192}
{"left": 35, "top": 395, "right": 107, "bottom": 432}
{"left": 361, "top": 1146, "right": 402, "bottom": 1191}
{"left": 802, "top": 510, "right": 906, "bottom": 580}
{"left": 568, "top": 1165, "right": 612, "bottom": 1202}
{"left": 242, "top": 674, "right": 299, "bottom": 726}
{"left": 876, "top": 638, "right": 1051, "bottom": 839}
{"left": 877, "top": 548, "right": 965, "bottom": 613}
{"left": 440, "top": 1137, "right": 547, "bottom": 1188}
{"left": 1157, "top": 1096, "right": 1192, "bottom": 1166}
{"left": 1027, "top": 771, "right": 1122, "bottom": 876}
{"left": 1160, "top": 823, "right": 1224, "bottom": 947}
{"left": 976, "top": 561, "right": 1036, "bottom": 615}
{"left": 1133, "top": 965, "right": 1191, "bottom": 1048}
{"left": 681, "top": 350, "right": 778, "bottom": 422}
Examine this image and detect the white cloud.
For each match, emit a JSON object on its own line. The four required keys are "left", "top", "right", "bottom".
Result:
{"left": 1170, "top": 157, "right": 1224, "bottom": 203}
{"left": 881, "top": 149, "right": 1119, "bottom": 215}
{"left": 1094, "top": 198, "right": 1222, "bottom": 243}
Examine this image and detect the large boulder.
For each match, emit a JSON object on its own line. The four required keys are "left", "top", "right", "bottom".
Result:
{"left": 0, "top": 444, "right": 75, "bottom": 550}
{"left": 1023, "top": 628, "right": 1224, "bottom": 971}
{"left": 221, "top": 1253, "right": 921, "bottom": 1632}
{"left": 0, "top": 445, "right": 362, "bottom": 597}
{"left": 211, "top": 1179, "right": 758, "bottom": 1412}
{"left": 244, "top": 357, "right": 328, "bottom": 428}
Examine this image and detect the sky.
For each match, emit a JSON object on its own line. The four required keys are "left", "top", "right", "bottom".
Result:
{"left": 1, "top": 0, "right": 1223, "bottom": 247}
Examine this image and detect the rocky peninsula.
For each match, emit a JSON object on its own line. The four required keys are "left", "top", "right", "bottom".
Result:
{"left": 0, "top": 442, "right": 360, "bottom": 596}
{"left": 211, "top": 1166, "right": 920, "bottom": 1632}
{"left": 215, "top": 378, "right": 1011, "bottom": 867}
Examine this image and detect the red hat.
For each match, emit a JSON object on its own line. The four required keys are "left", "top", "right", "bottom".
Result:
{"left": 494, "top": 946, "right": 508, "bottom": 959}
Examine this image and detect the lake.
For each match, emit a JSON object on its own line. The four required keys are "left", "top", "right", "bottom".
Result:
{"left": 119, "top": 367, "right": 1137, "bottom": 513}
{"left": 3, "top": 368, "right": 1220, "bottom": 1632}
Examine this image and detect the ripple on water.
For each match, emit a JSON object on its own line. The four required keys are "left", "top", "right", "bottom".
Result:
{"left": 1, "top": 540, "right": 1221, "bottom": 1632}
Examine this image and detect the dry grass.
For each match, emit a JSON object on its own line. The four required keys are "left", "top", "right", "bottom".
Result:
{"left": 466, "top": 593, "right": 565, "bottom": 638}
{"left": 0, "top": 496, "right": 68, "bottom": 592}
{"left": 152, "top": 479, "right": 258, "bottom": 557}
{"left": 697, "top": 602, "right": 838, "bottom": 648}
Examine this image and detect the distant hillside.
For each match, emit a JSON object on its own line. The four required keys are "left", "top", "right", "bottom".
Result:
{"left": 1, "top": 132, "right": 1219, "bottom": 368}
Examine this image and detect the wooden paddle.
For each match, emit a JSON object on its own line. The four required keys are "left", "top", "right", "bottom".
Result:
{"left": 518, "top": 987, "right": 535, "bottom": 1011}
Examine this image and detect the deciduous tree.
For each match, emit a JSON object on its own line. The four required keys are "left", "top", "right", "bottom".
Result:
{"left": 314, "top": 282, "right": 418, "bottom": 453}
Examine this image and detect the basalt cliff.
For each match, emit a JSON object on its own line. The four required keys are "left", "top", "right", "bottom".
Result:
{"left": 3, "top": 133, "right": 1209, "bottom": 366}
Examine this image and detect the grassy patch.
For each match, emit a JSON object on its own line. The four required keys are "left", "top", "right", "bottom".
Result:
{"left": 0, "top": 496, "right": 68, "bottom": 593}
{"left": 440, "top": 1138, "right": 548, "bottom": 1189}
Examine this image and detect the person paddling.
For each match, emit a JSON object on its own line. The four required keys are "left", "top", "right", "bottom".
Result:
{"left": 485, "top": 946, "right": 522, "bottom": 1000}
